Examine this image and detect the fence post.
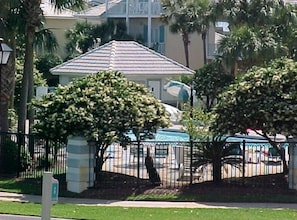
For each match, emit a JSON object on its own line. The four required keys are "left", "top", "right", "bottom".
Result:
{"left": 242, "top": 140, "right": 246, "bottom": 183}
{"left": 137, "top": 139, "right": 140, "bottom": 185}
{"left": 190, "top": 138, "right": 193, "bottom": 185}
{"left": 17, "top": 133, "right": 22, "bottom": 178}
{"left": 45, "top": 138, "right": 49, "bottom": 171}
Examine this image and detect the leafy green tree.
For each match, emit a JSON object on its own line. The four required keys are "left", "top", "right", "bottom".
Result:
{"left": 181, "top": 104, "right": 211, "bottom": 141}
{"left": 161, "top": 0, "right": 196, "bottom": 67}
{"left": 33, "top": 71, "right": 170, "bottom": 175}
{"left": 35, "top": 53, "right": 63, "bottom": 86}
{"left": 194, "top": 61, "right": 234, "bottom": 111}
{"left": 211, "top": 58, "right": 297, "bottom": 174}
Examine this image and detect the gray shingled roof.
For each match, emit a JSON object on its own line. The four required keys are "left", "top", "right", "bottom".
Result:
{"left": 50, "top": 41, "right": 194, "bottom": 76}
{"left": 41, "top": 0, "right": 74, "bottom": 18}
{"left": 75, "top": 0, "right": 121, "bottom": 18}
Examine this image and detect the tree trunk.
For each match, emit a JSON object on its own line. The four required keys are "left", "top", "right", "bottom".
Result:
{"left": 0, "top": 65, "right": 10, "bottom": 132}
{"left": 95, "top": 143, "right": 108, "bottom": 182}
{"left": 0, "top": 2, "right": 15, "bottom": 133}
{"left": 0, "top": 1, "right": 16, "bottom": 173}
{"left": 202, "top": 32, "right": 207, "bottom": 65}
{"left": 95, "top": 155, "right": 104, "bottom": 182}
{"left": 18, "top": 26, "right": 35, "bottom": 134}
{"left": 18, "top": 0, "right": 42, "bottom": 134}
{"left": 213, "top": 157, "right": 222, "bottom": 183}
{"left": 182, "top": 32, "right": 190, "bottom": 68}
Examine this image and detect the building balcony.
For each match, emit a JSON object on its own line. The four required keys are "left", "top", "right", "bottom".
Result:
{"left": 150, "top": 42, "right": 165, "bottom": 54}
{"left": 207, "top": 43, "right": 219, "bottom": 59}
{"left": 107, "top": 0, "right": 163, "bottom": 17}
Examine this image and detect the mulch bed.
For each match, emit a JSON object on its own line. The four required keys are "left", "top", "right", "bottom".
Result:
{"left": 77, "top": 172, "right": 297, "bottom": 201}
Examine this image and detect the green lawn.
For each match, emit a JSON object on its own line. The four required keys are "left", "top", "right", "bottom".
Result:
{"left": 1, "top": 177, "right": 297, "bottom": 219}
{"left": 0, "top": 201, "right": 296, "bottom": 220}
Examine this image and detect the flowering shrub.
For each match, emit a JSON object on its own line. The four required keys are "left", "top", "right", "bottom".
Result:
{"left": 33, "top": 71, "right": 170, "bottom": 172}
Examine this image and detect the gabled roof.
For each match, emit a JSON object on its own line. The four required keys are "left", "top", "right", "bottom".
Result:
{"left": 41, "top": 0, "right": 75, "bottom": 18}
{"left": 75, "top": 3, "right": 107, "bottom": 18}
{"left": 75, "top": 0, "right": 121, "bottom": 18}
{"left": 51, "top": 41, "right": 194, "bottom": 76}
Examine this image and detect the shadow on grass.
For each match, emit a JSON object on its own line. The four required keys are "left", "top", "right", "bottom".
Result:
{"left": 1, "top": 172, "right": 297, "bottom": 203}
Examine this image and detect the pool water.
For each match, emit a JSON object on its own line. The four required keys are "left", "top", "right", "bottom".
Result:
{"left": 127, "top": 129, "right": 189, "bottom": 142}
{"left": 154, "top": 130, "right": 189, "bottom": 141}
{"left": 128, "top": 130, "right": 286, "bottom": 147}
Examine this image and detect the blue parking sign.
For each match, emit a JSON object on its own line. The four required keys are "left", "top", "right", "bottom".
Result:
{"left": 51, "top": 178, "right": 59, "bottom": 203}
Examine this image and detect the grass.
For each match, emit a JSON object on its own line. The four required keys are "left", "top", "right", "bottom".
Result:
{"left": 0, "top": 201, "right": 296, "bottom": 220}
{"left": 0, "top": 177, "right": 79, "bottom": 198}
{"left": 1, "top": 175, "right": 297, "bottom": 219}
{"left": 126, "top": 192, "right": 297, "bottom": 203}
{"left": 0, "top": 178, "right": 42, "bottom": 194}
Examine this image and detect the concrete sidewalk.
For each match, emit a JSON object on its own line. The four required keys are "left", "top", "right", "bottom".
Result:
{"left": 0, "top": 191, "right": 296, "bottom": 209}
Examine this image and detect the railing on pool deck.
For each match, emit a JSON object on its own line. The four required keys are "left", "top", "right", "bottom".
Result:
{"left": 0, "top": 132, "right": 291, "bottom": 188}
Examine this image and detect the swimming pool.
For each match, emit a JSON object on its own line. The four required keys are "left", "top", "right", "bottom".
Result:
{"left": 127, "top": 129, "right": 287, "bottom": 146}
{"left": 127, "top": 129, "right": 189, "bottom": 142}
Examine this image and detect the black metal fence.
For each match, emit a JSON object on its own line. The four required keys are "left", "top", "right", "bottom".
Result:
{"left": 0, "top": 132, "right": 290, "bottom": 188}
{"left": 0, "top": 132, "right": 66, "bottom": 179}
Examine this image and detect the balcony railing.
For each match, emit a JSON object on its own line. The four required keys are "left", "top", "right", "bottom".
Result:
{"left": 207, "top": 43, "right": 220, "bottom": 59}
{"left": 149, "top": 42, "right": 165, "bottom": 55}
{"left": 107, "top": 1, "right": 163, "bottom": 17}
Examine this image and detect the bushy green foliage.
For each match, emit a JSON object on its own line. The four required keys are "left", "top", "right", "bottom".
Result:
{"left": 182, "top": 104, "right": 242, "bottom": 183}
{"left": 33, "top": 71, "right": 170, "bottom": 172}
{"left": 65, "top": 20, "right": 134, "bottom": 59}
{"left": 35, "top": 53, "right": 63, "bottom": 86}
{"left": 19, "top": 149, "right": 32, "bottom": 172}
{"left": 181, "top": 104, "right": 211, "bottom": 141}
{"left": 211, "top": 58, "right": 297, "bottom": 137}
{"left": 33, "top": 71, "right": 169, "bottom": 142}
{"left": 1, "top": 138, "right": 31, "bottom": 174}
{"left": 214, "top": 0, "right": 297, "bottom": 71}
{"left": 211, "top": 57, "right": 297, "bottom": 174}
{"left": 194, "top": 61, "right": 234, "bottom": 111}
{"left": 1, "top": 139, "right": 18, "bottom": 174}
{"left": 36, "top": 154, "right": 54, "bottom": 169}
{"left": 14, "top": 59, "right": 47, "bottom": 115}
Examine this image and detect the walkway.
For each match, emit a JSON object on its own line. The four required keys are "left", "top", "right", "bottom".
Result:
{"left": 0, "top": 191, "right": 296, "bottom": 209}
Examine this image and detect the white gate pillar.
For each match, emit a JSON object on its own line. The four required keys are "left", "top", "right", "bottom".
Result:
{"left": 66, "top": 136, "right": 96, "bottom": 193}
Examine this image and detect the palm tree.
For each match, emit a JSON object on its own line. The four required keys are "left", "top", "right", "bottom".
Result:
{"left": 0, "top": 0, "right": 22, "bottom": 132}
{"left": 161, "top": 0, "right": 196, "bottom": 67}
{"left": 65, "top": 21, "right": 95, "bottom": 58}
{"left": 18, "top": 0, "right": 85, "bottom": 134}
{"left": 211, "top": 0, "right": 277, "bottom": 30}
{"left": 65, "top": 19, "right": 133, "bottom": 59}
{"left": 193, "top": 136, "right": 243, "bottom": 183}
{"left": 214, "top": 0, "right": 296, "bottom": 75}
{"left": 188, "top": 0, "right": 213, "bottom": 65}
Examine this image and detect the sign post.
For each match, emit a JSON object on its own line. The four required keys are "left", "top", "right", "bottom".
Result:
{"left": 51, "top": 177, "right": 59, "bottom": 204}
{"left": 41, "top": 172, "right": 59, "bottom": 220}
